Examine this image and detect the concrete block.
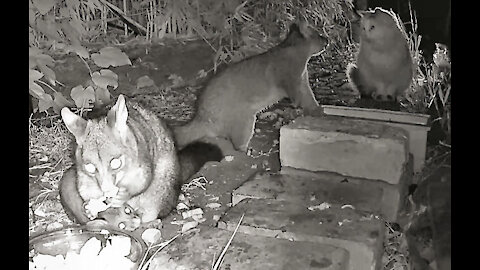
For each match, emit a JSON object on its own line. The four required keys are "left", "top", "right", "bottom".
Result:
{"left": 152, "top": 225, "right": 349, "bottom": 269}
{"left": 279, "top": 115, "right": 409, "bottom": 185}
{"left": 321, "top": 105, "right": 430, "bottom": 173}
{"left": 219, "top": 199, "right": 385, "bottom": 270}
{"left": 233, "top": 161, "right": 412, "bottom": 222}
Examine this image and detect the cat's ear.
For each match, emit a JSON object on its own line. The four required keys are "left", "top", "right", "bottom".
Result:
{"left": 61, "top": 107, "right": 87, "bottom": 141}
{"left": 108, "top": 95, "right": 129, "bottom": 138}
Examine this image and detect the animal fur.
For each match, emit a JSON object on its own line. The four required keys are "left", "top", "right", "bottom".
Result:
{"left": 346, "top": 7, "right": 413, "bottom": 102}
{"left": 173, "top": 22, "right": 328, "bottom": 152}
{"left": 59, "top": 95, "right": 222, "bottom": 225}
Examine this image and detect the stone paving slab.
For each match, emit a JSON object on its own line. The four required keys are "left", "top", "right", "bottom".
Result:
{"left": 218, "top": 198, "right": 385, "bottom": 270}
{"left": 233, "top": 164, "right": 412, "bottom": 221}
{"left": 152, "top": 225, "right": 349, "bottom": 270}
{"left": 152, "top": 151, "right": 263, "bottom": 241}
{"left": 279, "top": 115, "right": 409, "bottom": 185}
{"left": 177, "top": 151, "right": 262, "bottom": 227}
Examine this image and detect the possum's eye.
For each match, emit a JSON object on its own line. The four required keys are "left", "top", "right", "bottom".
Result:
{"left": 124, "top": 206, "right": 132, "bottom": 215}
{"left": 110, "top": 158, "right": 122, "bottom": 170}
{"left": 84, "top": 163, "right": 96, "bottom": 174}
{"left": 118, "top": 222, "right": 126, "bottom": 230}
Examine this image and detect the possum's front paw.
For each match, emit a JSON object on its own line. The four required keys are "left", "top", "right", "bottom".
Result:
{"left": 84, "top": 198, "right": 110, "bottom": 219}
{"left": 109, "top": 187, "right": 130, "bottom": 207}
{"left": 140, "top": 218, "right": 163, "bottom": 230}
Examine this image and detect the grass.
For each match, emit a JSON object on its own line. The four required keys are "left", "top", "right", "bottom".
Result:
{"left": 29, "top": 115, "right": 74, "bottom": 235}
{"left": 397, "top": 2, "right": 451, "bottom": 145}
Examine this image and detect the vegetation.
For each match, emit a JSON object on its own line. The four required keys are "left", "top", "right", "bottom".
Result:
{"left": 29, "top": 0, "right": 353, "bottom": 115}
{"left": 29, "top": 2, "right": 450, "bottom": 269}
{"left": 398, "top": 2, "right": 451, "bottom": 145}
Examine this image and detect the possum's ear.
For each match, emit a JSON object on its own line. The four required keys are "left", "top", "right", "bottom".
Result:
{"left": 107, "top": 94, "right": 129, "bottom": 139}
{"left": 61, "top": 107, "right": 87, "bottom": 142}
{"left": 297, "top": 20, "right": 314, "bottom": 39}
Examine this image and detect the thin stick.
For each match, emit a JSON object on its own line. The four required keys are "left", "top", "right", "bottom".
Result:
{"left": 123, "top": 0, "right": 128, "bottom": 37}
{"left": 138, "top": 233, "right": 180, "bottom": 270}
{"left": 36, "top": 80, "right": 58, "bottom": 93}
{"left": 98, "top": 0, "right": 147, "bottom": 35}
{"left": 212, "top": 213, "right": 245, "bottom": 270}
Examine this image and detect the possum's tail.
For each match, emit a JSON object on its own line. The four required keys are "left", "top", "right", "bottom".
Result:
{"left": 177, "top": 141, "right": 223, "bottom": 183}
{"left": 173, "top": 116, "right": 237, "bottom": 157}
{"left": 174, "top": 117, "right": 224, "bottom": 182}
{"left": 172, "top": 117, "right": 211, "bottom": 150}
{"left": 59, "top": 166, "right": 91, "bottom": 224}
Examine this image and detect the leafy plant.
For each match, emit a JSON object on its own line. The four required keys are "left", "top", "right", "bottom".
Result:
{"left": 29, "top": 0, "right": 355, "bottom": 114}
{"left": 111, "top": 0, "right": 354, "bottom": 67}
{"left": 399, "top": 2, "right": 451, "bottom": 144}
{"left": 415, "top": 44, "right": 451, "bottom": 143}
{"left": 29, "top": 0, "right": 134, "bottom": 114}
{"left": 30, "top": 44, "right": 131, "bottom": 114}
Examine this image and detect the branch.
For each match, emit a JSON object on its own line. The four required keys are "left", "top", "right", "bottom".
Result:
{"left": 98, "top": 0, "right": 147, "bottom": 35}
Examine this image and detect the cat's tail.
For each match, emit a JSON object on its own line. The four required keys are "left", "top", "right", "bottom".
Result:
{"left": 177, "top": 141, "right": 223, "bottom": 183}
{"left": 346, "top": 63, "right": 362, "bottom": 95}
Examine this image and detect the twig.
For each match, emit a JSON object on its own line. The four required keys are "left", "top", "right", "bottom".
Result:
{"left": 29, "top": 163, "right": 54, "bottom": 170}
{"left": 212, "top": 213, "right": 245, "bottom": 270}
{"left": 36, "top": 80, "right": 58, "bottom": 93}
{"left": 77, "top": 55, "right": 93, "bottom": 77}
{"left": 98, "top": 0, "right": 147, "bottom": 35}
{"left": 182, "top": 176, "right": 208, "bottom": 191}
{"left": 438, "top": 140, "right": 451, "bottom": 148}
{"left": 138, "top": 233, "right": 180, "bottom": 270}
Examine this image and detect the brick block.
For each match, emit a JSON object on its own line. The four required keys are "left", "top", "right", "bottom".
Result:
{"left": 152, "top": 225, "right": 349, "bottom": 270}
{"left": 279, "top": 115, "right": 409, "bottom": 185}
{"left": 219, "top": 199, "right": 385, "bottom": 270}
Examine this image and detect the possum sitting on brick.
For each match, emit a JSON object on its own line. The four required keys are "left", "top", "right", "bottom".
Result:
{"left": 346, "top": 7, "right": 413, "bottom": 102}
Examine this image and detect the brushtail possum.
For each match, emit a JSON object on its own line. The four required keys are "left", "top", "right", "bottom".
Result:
{"left": 59, "top": 95, "right": 222, "bottom": 227}
{"left": 173, "top": 21, "right": 328, "bottom": 153}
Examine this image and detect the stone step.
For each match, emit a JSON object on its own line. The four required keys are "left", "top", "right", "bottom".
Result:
{"left": 279, "top": 115, "right": 409, "bottom": 185}
{"left": 178, "top": 151, "right": 262, "bottom": 227}
{"left": 233, "top": 166, "right": 412, "bottom": 221}
{"left": 321, "top": 105, "right": 431, "bottom": 173}
{"left": 218, "top": 198, "right": 385, "bottom": 270}
{"left": 152, "top": 225, "right": 349, "bottom": 270}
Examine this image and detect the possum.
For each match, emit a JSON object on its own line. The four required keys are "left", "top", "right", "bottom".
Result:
{"left": 173, "top": 21, "right": 328, "bottom": 153}
{"left": 59, "top": 95, "right": 223, "bottom": 227}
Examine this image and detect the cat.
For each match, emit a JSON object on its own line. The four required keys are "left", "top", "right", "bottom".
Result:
{"left": 173, "top": 21, "right": 328, "bottom": 153}
{"left": 59, "top": 95, "right": 222, "bottom": 225}
{"left": 346, "top": 7, "right": 413, "bottom": 102}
